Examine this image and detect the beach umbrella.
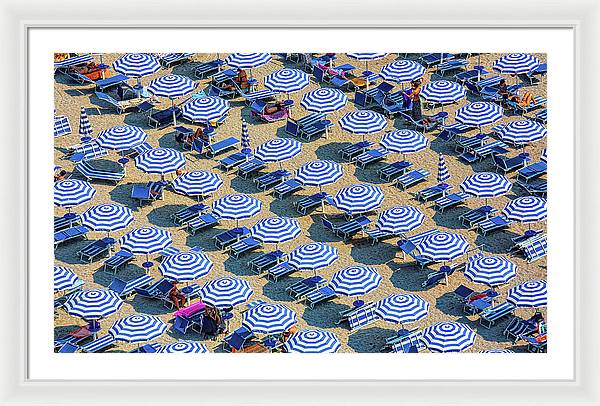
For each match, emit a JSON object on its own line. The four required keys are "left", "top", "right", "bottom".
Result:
{"left": 288, "top": 242, "right": 339, "bottom": 274}
{"left": 437, "top": 153, "right": 450, "bottom": 183}
{"left": 380, "top": 129, "right": 428, "bottom": 160}
{"left": 78, "top": 107, "right": 93, "bottom": 140}
{"left": 54, "top": 53, "right": 94, "bottom": 69}
{"left": 464, "top": 255, "right": 517, "bottom": 287}
{"left": 420, "top": 80, "right": 466, "bottom": 110}
{"left": 333, "top": 184, "right": 384, "bottom": 215}
{"left": 241, "top": 118, "right": 251, "bottom": 155}
{"left": 119, "top": 227, "right": 172, "bottom": 265}
{"left": 379, "top": 60, "right": 426, "bottom": 83}
{"left": 54, "top": 266, "right": 81, "bottom": 293}
{"left": 180, "top": 96, "right": 230, "bottom": 125}
{"left": 171, "top": 170, "right": 223, "bottom": 200}
{"left": 81, "top": 204, "right": 133, "bottom": 238}
{"left": 480, "top": 349, "right": 515, "bottom": 353}
{"left": 301, "top": 88, "right": 348, "bottom": 114}
{"left": 422, "top": 322, "right": 476, "bottom": 353}
{"left": 113, "top": 53, "right": 161, "bottom": 89}
{"left": 64, "top": 289, "right": 123, "bottom": 320}
{"left": 339, "top": 110, "right": 387, "bottom": 141}
{"left": 499, "top": 119, "right": 547, "bottom": 146}
{"left": 254, "top": 138, "right": 302, "bottom": 169}
{"left": 147, "top": 74, "right": 197, "bottom": 125}
{"left": 200, "top": 277, "right": 253, "bottom": 309}
{"left": 540, "top": 148, "right": 547, "bottom": 163}
{"left": 507, "top": 280, "right": 547, "bottom": 308}
{"left": 284, "top": 329, "right": 341, "bottom": 353}
{"left": 503, "top": 196, "right": 547, "bottom": 224}
{"left": 158, "top": 251, "right": 213, "bottom": 282}
{"left": 493, "top": 53, "right": 540, "bottom": 76}
{"left": 212, "top": 194, "right": 262, "bottom": 226}
{"left": 376, "top": 206, "right": 425, "bottom": 235}
{"left": 225, "top": 52, "right": 272, "bottom": 78}
{"left": 242, "top": 303, "right": 297, "bottom": 335}
{"left": 460, "top": 172, "right": 512, "bottom": 204}
{"left": 417, "top": 232, "right": 470, "bottom": 262}
{"left": 264, "top": 68, "right": 310, "bottom": 98}
{"left": 347, "top": 53, "right": 388, "bottom": 82}
{"left": 456, "top": 102, "right": 504, "bottom": 130}
{"left": 295, "top": 160, "right": 343, "bottom": 191}
{"left": 96, "top": 125, "right": 148, "bottom": 151}
{"left": 54, "top": 179, "right": 96, "bottom": 210}
{"left": 250, "top": 217, "right": 301, "bottom": 249}
{"left": 375, "top": 294, "right": 429, "bottom": 325}
{"left": 134, "top": 148, "right": 185, "bottom": 179}
{"left": 109, "top": 314, "right": 167, "bottom": 344}
{"left": 158, "top": 341, "right": 209, "bottom": 353}
{"left": 329, "top": 266, "right": 382, "bottom": 297}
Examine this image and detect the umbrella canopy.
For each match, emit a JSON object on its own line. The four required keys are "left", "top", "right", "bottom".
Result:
{"left": 264, "top": 68, "right": 310, "bottom": 94}
{"left": 503, "top": 196, "right": 547, "bottom": 223}
{"left": 96, "top": 125, "right": 148, "bottom": 150}
{"left": 499, "top": 119, "right": 547, "bottom": 145}
{"left": 417, "top": 232, "right": 470, "bottom": 262}
{"left": 540, "top": 148, "right": 547, "bottom": 163}
{"left": 254, "top": 138, "right": 302, "bottom": 163}
{"left": 226, "top": 53, "right": 272, "bottom": 69}
{"left": 437, "top": 153, "right": 450, "bottom": 183}
{"left": 422, "top": 322, "right": 476, "bottom": 353}
{"left": 464, "top": 255, "right": 517, "bottom": 286}
{"left": 380, "top": 129, "right": 428, "bottom": 155}
{"left": 420, "top": 80, "right": 466, "bottom": 104}
{"left": 493, "top": 53, "right": 540, "bottom": 75}
{"left": 79, "top": 107, "right": 93, "bottom": 138}
{"left": 171, "top": 170, "right": 223, "bottom": 197}
{"left": 295, "top": 160, "right": 343, "bottom": 188}
{"left": 113, "top": 53, "right": 160, "bottom": 78}
{"left": 146, "top": 74, "right": 197, "bottom": 99}
{"left": 135, "top": 148, "right": 185, "bottom": 175}
{"left": 507, "top": 280, "right": 547, "bottom": 308}
{"left": 460, "top": 172, "right": 512, "bottom": 198}
{"left": 329, "top": 266, "right": 382, "bottom": 297}
{"left": 81, "top": 204, "right": 133, "bottom": 233}
{"left": 300, "top": 88, "right": 348, "bottom": 113}
{"left": 64, "top": 289, "right": 123, "bottom": 320}
{"left": 242, "top": 303, "right": 297, "bottom": 334}
{"left": 158, "top": 251, "right": 213, "bottom": 282}
{"left": 54, "top": 179, "right": 96, "bottom": 208}
{"left": 212, "top": 194, "right": 262, "bottom": 221}
{"left": 54, "top": 266, "right": 81, "bottom": 292}
{"left": 379, "top": 60, "right": 426, "bottom": 82}
{"left": 339, "top": 110, "right": 387, "bottom": 136}
{"left": 288, "top": 242, "right": 339, "bottom": 271}
{"left": 119, "top": 227, "right": 172, "bottom": 255}
{"left": 200, "top": 277, "right": 253, "bottom": 309}
{"left": 375, "top": 293, "right": 430, "bottom": 324}
{"left": 250, "top": 217, "right": 301, "bottom": 245}
{"left": 283, "top": 329, "right": 341, "bottom": 353}
{"left": 347, "top": 52, "right": 388, "bottom": 60}
{"left": 241, "top": 118, "right": 251, "bottom": 154}
{"left": 456, "top": 102, "right": 504, "bottom": 127}
{"left": 480, "top": 349, "right": 515, "bottom": 353}
{"left": 180, "top": 96, "right": 230, "bottom": 124}
{"left": 376, "top": 206, "right": 425, "bottom": 234}
{"left": 158, "top": 341, "right": 209, "bottom": 353}
{"left": 333, "top": 184, "right": 384, "bottom": 215}
{"left": 109, "top": 314, "right": 167, "bottom": 343}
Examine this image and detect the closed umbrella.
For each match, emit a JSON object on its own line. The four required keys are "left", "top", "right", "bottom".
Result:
{"left": 240, "top": 118, "right": 251, "bottom": 155}
{"left": 437, "top": 153, "right": 450, "bottom": 183}
{"left": 78, "top": 107, "right": 93, "bottom": 141}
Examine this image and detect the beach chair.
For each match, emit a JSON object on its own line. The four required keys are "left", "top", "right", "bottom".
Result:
{"left": 532, "top": 108, "right": 547, "bottom": 124}
{"left": 460, "top": 205, "right": 497, "bottom": 228}
{"left": 77, "top": 238, "right": 114, "bottom": 263}
{"left": 525, "top": 63, "right": 547, "bottom": 84}
{"left": 517, "top": 161, "right": 547, "bottom": 183}
{"left": 523, "top": 238, "right": 548, "bottom": 262}
{"left": 364, "top": 227, "right": 395, "bottom": 245}
{"left": 75, "top": 161, "right": 125, "bottom": 184}
{"left": 377, "top": 160, "right": 412, "bottom": 182}
{"left": 285, "top": 113, "right": 325, "bottom": 137}
{"left": 108, "top": 274, "right": 155, "bottom": 298}
{"left": 415, "top": 183, "right": 452, "bottom": 202}
{"left": 522, "top": 334, "right": 547, "bottom": 353}
{"left": 453, "top": 284, "right": 477, "bottom": 303}
{"left": 354, "top": 148, "right": 389, "bottom": 169}
{"left": 56, "top": 342, "right": 80, "bottom": 353}
{"left": 248, "top": 250, "right": 286, "bottom": 273}
{"left": 239, "top": 89, "right": 277, "bottom": 106}
{"left": 194, "top": 58, "right": 226, "bottom": 78}
{"left": 159, "top": 246, "right": 181, "bottom": 259}
{"left": 504, "top": 316, "right": 539, "bottom": 343}
{"left": 218, "top": 152, "right": 250, "bottom": 171}
{"left": 272, "top": 179, "right": 303, "bottom": 199}
{"left": 148, "top": 106, "right": 182, "bottom": 128}
{"left": 67, "top": 142, "right": 108, "bottom": 163}
{"left": 397, "top": 239, "right": 434, "bottom": 269}
{"left": 214, "top": 227, "right": 251, "bottom": 250}
{"left": 229, "top": 237, "right": 262, "bottom": 259}
{"left": 479, "top": 302, "right": 517, "bottom": 328}
{"left": 506, "top": 96, "right": 547, "bottom": 115}
{"left": 134, "top": 278, "right": 173, "bottom": 301}
{"left": 493, "top": 153, "right": 530, "bottom": 174}
{"left": 347, "top": 303, "right": 380, "bottom": 333}
{"left": 54, "top": 115, "right": 72, "bottom": 137}
{"left": 131, "top": 181, "right": 167, "bottom": 206}
{"left": 286, "top": 276, "right": 327, "bottom": 299}
{"left": 395, "top": 169, "right": 430, "bottom": 190}
{"left": 478, "top": 215, "right": 513, "bottom": 235}
{"left": 454, "top": 67, "right": 490, "bottom": 83}
{"left": 255, "top": 170, "right": 290, "bottom": 191}
{"left": 204, "top": 137, "right": 239, "bottom": 157}
{"left": 301, "top": 286, "right": 337, "bottom": 309}
{"left": 339, "top": 141, "right": 374, "bottom": 161}
{"left": 80, "top": 334, "right": 116, "bottom": 353}
{"left": 124, "top": 142, "right": 153, "bottom": 158}
{"left": 222, "top": 326, "right": 254, "bottom": 352}
{"left": 158, "top": 52, "right": 193, "bottom": 68}
{"left": 433, "top": 192, "right": 470, "bottom": 213}
{"left": 398, "top": 110, "right": 447, "bottom": 132}
{"left": 337, "top": 301, "right": 374, "bottom": 323}
{"left": 436, "top": 59, "right": 468, "bottom": 75}
{"left": 103, "top": 249, "right": 134, "bottom": 273}
{"left": 171, "top": 203, "right": 209, "bottom": 226}
{"left": 187, "top": 213, "right": 221, "bottom": 235}
{"left": 465, "top": 75, "right": 503, "bottom": 94}
{"left": 437, "top": 123, "right": 475, "bottom": 143}
{"left": 54, "top": 225, "right": 89, "bottom": 249}
{"left": 384, "top": 329, "right": 426, "bottom": 353}
{"left": 516, "top": 179, "right": 547, "bottom": 197}
{"left": 455, "top": 134, "right": 488, "bottom": 153}
{"left": 237, "top": 158, "right": 266, "bottom": 179}
{"left": 54, "top": 214, "right": 81, "bottom": 232}
{"left": 94, "top": 91, "right": 146, "bottom": 114}
{"left": 250, "top": 100, "right": 290, "bottom": 123}
{"left": 294, "top": 192, "right": 329, "bottom": 215}
{"left": 461, "top": 140, "right": 510, "bottom": 163}
{"left": 420, "top": 53, "right": 454, "bottom": 67}
{"left": 265, "top": 261, "right": 297, "bottom": 281}
{"left": 54, "top": 326, "right": 92, "bottom": 349}
{"left": 421, "top": 266, "right": 456, "bottom": 288}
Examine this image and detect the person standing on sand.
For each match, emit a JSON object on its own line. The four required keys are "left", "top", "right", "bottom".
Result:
{"left": 408, "top": 79, "right": 423, "bottom": 121}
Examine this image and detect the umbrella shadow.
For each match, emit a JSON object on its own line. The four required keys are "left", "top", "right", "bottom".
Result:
{"left": 185, "top": 227, "right": 227, "bottom": 253}
{"left": 269, "top": 198, "right": 303, "bottom": 218}
{"left": 108, "top": 183, "right": 137, "bottom": 208}
{"left": 314, "top": 142, "right": 349, "bottom": 162}
{"left": 170, "top": 64, "right": 197, "bottom": 78}
{"left": 470, "top": 320, "right": 514, "bottom": 344}
{"left": 229, "top": 176, "right": 262, "bottom": 195}
{"left": 129, "top": 295, "right": 171, "bottom": 316}
{"left": 475, "top": 231, "right": 518, "bottom": 254}
{"left": 301, "top": 301, "right": 347, "bottom": 329}
{"left": 434, "top": 292, "right": 467, "bottom": 317}
{"left": 347, "top": 327, "right": 396, "bottom": 353}
{"left": 223, "top": 256, "right": 261, "bottom": 277}
{"left": 431, "top": 207, "right": 470, "bottom": 230}
{"left": 147, "top": 204, "right": 188, "bottom": 228}
{"left": 262, "top": 278, "right": 301, "bottom": 302}
{"left": 306, "top": 216, "right": 340, "bottom": 243}
{"left": 389, "top": 265, "right": 428, "bottom": 292}
{"left": 351, "top": 165, "right": 387, "bottom": 185}
{"left": 157, "top": 131, "right": 180, "bottom": 149}
{"left": 54, "top": 239, "right": 95, "bottom": 264}
{"left": 349, "top": 242, "right": 398, "bottom": 266}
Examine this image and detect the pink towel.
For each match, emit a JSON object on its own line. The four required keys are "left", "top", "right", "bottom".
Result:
{"left": 173, "top": 300, "right": 205, "bottom": 318}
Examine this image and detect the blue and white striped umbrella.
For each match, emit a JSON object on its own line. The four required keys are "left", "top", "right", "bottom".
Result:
{"left": 54, "top": 179, "right": 96, "bottom": 208}
{"left": 113, "top": 53, "right": 161, "bottom": 78}
{"left": 422, "top": 322, "right": 476, "bottom": 353}
{"left": 464, "top": 256, "right": 517, "bottom": 287}
{"left": 171, "top": 170, "right": 223, "bottom": 197}
{"left": 254, "top": 138, "right": 302, "bottom": 163}
{"left": 380, "top": 129, "right": 428, "bottom": 155}
{"left": 146, "top": 74, "right": 197, "bottom": 99}
{"left": 54, "top": 266, "right": 81, "bottom": 292}
{"left": 242, "top": 303, "right": 297, "bottom": 334}
{"left": 96, "top": 125, "right": 148, "bottom": 150}
{"left": 264, "top": 68, "right": 310, "bottom": 94}
{"left": 250, "top": 217, "right": 301, "bottom": 245}
{"left": 339, "top": 110, "right": 387, "bottom": 136}
{"left": 200, "top": 277, "right": 253, "bottom": 309}
{"left": 241, "top": 119, "right": 251, "bottom": 154}
{"left": 54, "top": 54, "right": 94, "bottom": 69}
{"left": 437, "top": 153, "right": 450, "bottom": 183}
{"left": 333, "top": 184, "right": 384, "bottom": 214}
{"left": 158, "top": 341, "right": 209, "bottom": 353}
{"left": 212, "top": 194, "right": 262, "bottom": 221}
{"left": 540, "top": 148, "right": 547, "bottom": 163}
{"left": 347, "top": 53, "right": 388, "bottom": 60}
{"left": 301, "top": 88, "right": 348, "bottom": 113}
{"left": 64, "top": 289, "right": 123, "bottom": 320}
{"left": 376, "top": 206, "right": 425, "bottom": 234}
{"left": 480, "top": 349, "right": 515, "bottom": 353}
{"left": 296, "top": 160, "right": 343, "bottom": 188}
{"left": 493, "top": 53, "right": 540, "bottom": 75}
{"left": 379, "top": 60, "right": 426, "bottom": 82}
{"left": 135, "top": 148, "right": 185, "bottom": 175}
{"left": 109, "top": 314, "right": 167, "bottom": 343}
{"left": 288, "top": 242, "right": 339, "bottom": 271}
{"left": 159, "top": 251, "right": 213, "bottom": 282}
{"left": 417, "top": 232, "right": 470, "bottom": 261}
{"left": 456, "top": 102, "right": 504, "bottom": 127}
{"left": 375, "top": 294, "right": 429, "bottom": 325}
{"left": 284, "top": 329, "right": 341, "bottom": 353}
{"left": 503, "top": 196, "right": 547, "bottom": 223}
{"left": 329, "top": 266, "right": 382, "bottom": 297}
{"left": 119, "top": 227, "right": 172, "bottom": 255}
{"left": 79, "top": 107, "right": 93, "bottom": 138}
{"left": 181, "top": 96, "right": 230, "bottom": 124}
{"left": 225, "top": 53, "right": 272, "bottom": 69}
{"left": 420, "top": 80, "right": 466, "bottom": 104}
{"left": 81, "top": 204, "right": 133, "bottom": 233}
{"left": 500, "top": 120, "right": 547, "bottom": 145}
{"left": 507, "top": 280, "right": 547, "bottom": 308}
{"left": 460, "top": 172, "right": 512, "bottom": 198}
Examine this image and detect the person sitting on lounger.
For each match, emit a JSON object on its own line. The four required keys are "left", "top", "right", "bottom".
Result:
{"left": 218, "top": 69, "right": 249, "bottom": 92}
{"left": 498, "top": 79, "right": 509, "bottom": 100}
{"left": 264, "top": 101, "right": 286, "bottom": 115}
{"left": 168, "top": 281, "right": 186, "bottom": 310}
{"left": 202, "top": 305, "right": 223, "bottom": 336}
{"left": 72, "top": 62, "right": 99, "bottom": 75}
{"left": 506, "top": 88, "right": 535, "bottom": 106}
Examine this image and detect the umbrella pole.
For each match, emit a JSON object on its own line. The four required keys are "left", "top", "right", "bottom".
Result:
{"left": 172, "top": 99, "right": 177, "bottom": 126}
{"left": 136, "top": 77, "right": 142, "bottom": 97}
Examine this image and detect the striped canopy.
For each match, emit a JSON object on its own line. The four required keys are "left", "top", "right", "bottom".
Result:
{"left": 456, "top": 102, "right": 504, "bottom": 127}
{"left": 119, "top": 227, "right": 172, "bottom": 255}
{"left": 347, "top": 53, "right": 388, "bottom": 60}
{"left": 288, "top": 242, "right": 339, "bottom": 271}
{"left": 540, "top": 148, "right": 547, "bottom": 163}
{"left": 507, "top": 280, "right": 547, "bottom": 308}
{"left": 250, "top": 217, "right": 301, "bottom": 244}
{"left": 375, "top": 293, "right": 430, "bottom": 324}
{"left": 79, "top": 107, "right": 93, "bottom": 138}
{"left": 64, "top": 289, "right": 123, "bottom": 320}
{"left": 242, "top": 303, "right": 297, "bottom": 334}
{"left": 503, "top": 196, "right": 547, "bottom": 223}
{"left": 417, "top": 232, "right": 470, "bottom": 261}
{"left": 200, "top": 277, "right": 253, "bottom": 309}
{"left": 376, "top": 206, "right": 425, "bottom": 234}
{"left": 437, "top": 153, "right": 450, "bottom": 183}
{"left": 254, "top": 138, "right": 302, "bottom": 163}
{"left": 158, "top": 341, "right": 209, "bottom": 353}
{"left": 135, "top": 148, "right": 185, "bottom": 175}
{"left": 420, "top": 80, "right": 466, "bottom": 104}
{"left": 81, "top": 204, "right": 133, "bottom": 232}
{"left": 379, "top": 60, "right": 426, "bottom": 82}
{"left": 380, "top": 129, "right": 428, "bottom": 154}
{"left": 500, "top": 120, "right": 547, "bottom": 145}
{"left": 212, "top": 194, "right": 262, "bottom": 220}
{"left": 241, "top": 118, "right": 251, "bottom": 154}
{"left": 493, "top": 53, "right": 540, "bottom": 75}
{"left": 158, "top": 251, "right": 213, "bottom": 282}
{"left": 264, "top": 68, "right": 310, "bottom": 93}
{"left": 284, "top": 329, "right": 341, "bottom": 353}
{"left": 333, "top": 184, "right": 384, "bottom": 215}
{"left": 113, "top": 53, "right": 161, "bottom": 77}
{"left": 480, "top": 349, "right": 515, "bottom": 353}
{"left": 96, "top": 125, "right": 148, "bottom": 150}
{"left": 301, "top": 88, "right": 348, "bottom": 113}
{"left": 54, "top": 54, "right": 94, "bottom": 68}
{"left": 422, "top": 322, "right": 476, "bottom": 353}
{"left": 147, "top": 74, "right": 197, "bottom": 99}
{"left": 180, "top": 96, "right": 230, "bottom": 123}
{"left": 329, "top": 266, "right": 382, "bottom": 297}
{"left": 464, "top": 255, "right": 517, "bottom": 286}
{"left": 54, "top": 266, "right": 81, "bottom": 292}
{"left": 339, "top": 110, "right": 387, "bottom": 135}
{"left": 226, "top": 53, "right": 272, "bottom": 69}
{"left": 54, "top": 179, "right": 96, "bottom": 208}
{"left": 296, "top": 160, "right": 343, "bottom": 187}
{"left": 460, "top": 172, "right": 512, "bottom": 198}
{"left": 171, "top": 170, "right": 223, "bottom": 197}
{"left": 109, "top": 314, "right": 167, "bottom": 343}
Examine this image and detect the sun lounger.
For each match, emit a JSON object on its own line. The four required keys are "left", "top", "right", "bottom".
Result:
{"left": 95, "top": 91, "right": 147, "bottom": 114}
{"left": 124, "top": 142, "right": 153, "bottom": 158}
{"left": 355, "top": 148, "right": 389, "bottom": 169}
{"left": 460, "top": 140, "right": 510, "bottom": 163}
{"left": 478, "top": 215, "right": 513, "bottom": 235}
{"left": 103, "top": 249, "right": 134, "bottom": 273}
{"left": 398, "top": 110, "right": 447, "bottom": 132}
{"left": 265, "top": 261, "right": 297, "bottom": 281}
{"left": 54, "top": 115, "right": 72, "bottom": 137}
{"left": 364, "top": 227, "right": 395, "bottom": 245}
{"left": 493, "top": 153, "right": 530, "bottom": 174}
{"left": 272, "top": 179, "right": 303, "bottom": 199}
{"left": 194, "top": 58, "right": 226, "bottom": 79}
{"left": 54, "top": 326, "right": 92, "bottom": 349}
{"left": 214, "top": 227, "right": 251, "bottom": 250}
{"left": 455, "top": 134, "right": 489, "bottom": 152}
{"left": 222, "top": 326, "right": 254, "bottom": 352}
{"left": 285, "top": 113, "right": 325, "bottom": 137}
{"left": 339, "top": 141, "right": 374, "bottom": 161}
{"left": 237, "top": 158, "right": 266, "bottom": 179}
{"left": 436, "top": 58, "right": 468, "bottom": 75}
{"left": 377, "top": 160, "right": 413, "bottom": 181}
{"left": 437, "top": 123, "right": 475, "bottom": 143}
{"left": 147, "top": 106, "right": 182, "bottom": 128}
{"left": 421, "top": 266, "right": 456, "bottom": 289}
{"left": 522, "top": 334, "right": 547, "bottom": 353}
{"left": 397, "top": 229, "right": 441, "bottom": 269}
{"left": 415, "top": 183, "right": 452, "bottom": 202}
{"left": 433, "top": 192, "right": 470, "bottom": 213}
{"left": 68, "top": 141, "right": 108, "bottom": 163}
{"left": 532, "top": 108, "right": 547, "bottom": 124}
{"left": 205, "top": 83, "right": 237, "bottom": 99}
{"left": 108, "top": 274, "right": 155, "bottom": 298}
{"left": 453, "top": 284, "right": 477, "bottom": 302}
{"left": 383, "top": 328, "right": 425, "bottom": 353}
{"left": 77, "top": 238, "right": 114, "bottom": 263}
{"left": 171, "top": 203, "right": 209, "bottom": 226}
{"left": 294, "top": 192, "right": 329, "bottom": 215}
{"left": 75, "top": 161, "right": 125, "bottom": 184}
{"left": 237, "top": 89, "right": 275, "bottom": 105}
{"left": 286, "top": 276, "right": 327, "bottom": 299}
{"left": 523, "top": 238, "right": 548, "bottom": 262}
{"left": 54, "top": 225, "right": 89, "bottom": 249}
{"left": 516, "top": 179, "right": 547, "bottom": 197}
{"left": 517, "top": 161, "right": 547, "bottom": 183}
{"left": 158, "top": 52, "right": 193, "bottom": 68}
{"left": 204, "top": 137, "right": 239, "bottom": 157}
{"left": 57, "top": 342, "right": 80, "bottom": 353}
{"left": 504, "top": 316, "right": 538, "bottom": 343}
{"left": 255, "top": 170, "right": 290, "bottom": 191}
{"left": 248, "top": 250, "right": 286, "bottom": 273}
{"left": 54, "top": 213, "right": 81, "bottom": 232}
{"left": 347, "top": 303, "right": 379, "bottom": 333}
{"left": 479, "top": 302, "right": 517, "bottom": 328}
{"left": 54, "top": 54, "right": 94, "bottom": 72}
{"left": 454, "top": 67, "right": 490, "bottom": 83}
{"left": 79, "top": 334, "right": 116, "bottom": 353}
{"left": 525, "top": 63, "right": 547, "bottom": 84}
{"left": 395, "top": 169, "right": 430, "bottom": 190}
{"left": 130, "top": 181, "right": 167, "bottom": 206}
{"left": 460, "top": 205, "right": 497, "bottom": 228}
{"left": 420, "top": 53, "right": 454, "bottom": 67}
{"left": 219, "top": 152, "right": 250, "bottom": 171}
{"left": 355, "top": 82, "right": 395, "bottom": 108}
{"left": 323, "top": 216, "right": 371, "bottom": 241}
{"left": 466, "top": 75, "right": 503, "bottom": 94}
{"left": 250, "top": 100, "right": 290, "bottom": 123}
{"left": 506, "top": 96, "right": 547, "bottom": 115}
{"left": 301, "top": 286, "right": 337, "bottom": 308}
{"left": 187, "top": 213, "right": 221, "bottom": 235}
{"left": 229, "top": 237, "right": 262, "bottom": 259}
{"left": 134, "top": 278, "right": 173, "bottom": 301}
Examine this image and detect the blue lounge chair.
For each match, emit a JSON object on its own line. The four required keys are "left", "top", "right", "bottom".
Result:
{"left": 54, "top": 115, "right": 72, "bottom": 137}
{"left": 286, "top": 276, "right": 327, "bottom": 299}
{"left": 285, "top": 113, "right": 325, "bottom": 136}
{"left": 240, "top": 89, "right": 276, "bottom": 106}
{"left": 478, "top": 215, "right": 513, "bottom": 235}
{"left": 95, "top": 91, "right": 147, "bottom": 114}
{"left": 323, "top": 216, "right": 371, "bottom": 241}
{"left": 54, "top": 213, "right": 81, "bottom": 232}
{"left": 229, "top": 237, "right": 262, "bottom": 259}
{"left": 493, "top": 153, "right": 530, "bottom": 174}
{"left": 68, "top": 142, "right": 108, "bottom": 162}
{"left": 517, "top": 161, "right": 547, "bottom": 182}
{"left": 532, "top": 108, "right": 547, "bottom": 124}
{"left": 454, "top": 67, "right": 490, "bottom": 83}
{"left": 506, "top": 95, "right": 547, "bottom": 115}
{"left": 415, "top": 183, "right": 452, "bottom": 202}
{"left": 187, "top": 213, "right": 220, "bottom": 235}
{"left": 377, "top": 160, "right": 412, "bottom": 182}
{"left": 479, "top": 302, "right": 517, "bottom": 328}
{"left": 134, "top": 278, "right": 173, "bottom": 301}
{"left": 398, "top": 110, "right": 447, "bottom": 132}
{"left": 395, "top": 169, "right": 430, "bottom": 190}
{"left": 171, "top": 203, "right": 209, "bottom": 225}
{"left": 265, "top": 261, "right": 297, "bottom": 281}
{"left": 436, "top": 59, "right": 468, "bottom": 75}
{"left": 455, "top": 133, "right": 488, "bottom": 152}
{"left": 347, "top": 303, "right": 379, "bottom": 333}
{"left": 504, "top": 316, "right": 539, "bottom": 343}
{"left": 339, "top": 141, "right": 374, "bottom": 161}
{"left": 222, "top": 326, "right": 254, "bottom": 352}
{"left": 433, "top": 192, "right": 470, "bottom": 213}
{"left": 248, "top": 250, "right": 286, "bottom": 274}
{"left": 237, "top": 158, "right": 266, "bottom": 179}
{"left": 80, "top": 334, "right": 116, "bottom": 353}
{"left": 420, "top": 53, "right": 454, "bottom": 67}
{"left": 147, "top": 106, "right": 182, "bottom": 128}
{"left": 437, "top": 123, "right": 475, "bottom": 143}
{"left": 124, "top": 142, "right": 153, "bottom": 158}
{"left": 516, "top": 179, "right": 547, "bottom": 197}
{"left": 205, "top": 137, "right": 239, "bottom": 157}
{"left": 214, "top": 227, "right": 251, "bottom": 250}
{"left": 355, "top": 148, "right": 389, "bottom": 169}
{"left": 54, "top": 225, "right": 89, "bottom": 249}
{"left": 103, "top": 249, "right": 134, "bottom": 273}
{"left": 255, "top": 170, "right": 290, "bottom": 191}
{"left": 302, "top": 286, "right": 337, "bottom": 309}
{"left": 522, "top": 335, "right": 547, "bottom": 353}
{"left": 523, "top": 238, "right": 548, "bottom": 263}
{"left": 526, "top": 63, "right": 547, "bottom": 84}
{"left": 460, "top": 140, "right": 510, "bottom": 163}
{"left": 108, "top": 274, "right": 155, "bottom": 298}
{"left": 294, "top": 192, "right": 329, "bottom": 215}
{"left": 272, "top": 179, "right": 303, "bottom": 199}
{"left": 75, "top": 161, "right": 125, "bottom": 184}
{"left": 459, "top": 205, "right": 497, "bottom": 228}
{"left": 219, "top": 152, "right": 250, "bottom": 171}
{"left": 194, "top": 58, "right": 226, "bottom": 79}
{"left": 77, "top": 239, "right": 114, "bottom": 263}
{"left": 158, "top": 53, "right": 193, "bottom": 68}
{"left": 250, "top": 100, "right": 290, "bottom": 123}
{"left": 131, "top": 181, "right": 167, "bottom": 206}
{"left": 57, "top": 342, "right": 80, "bottom": 353}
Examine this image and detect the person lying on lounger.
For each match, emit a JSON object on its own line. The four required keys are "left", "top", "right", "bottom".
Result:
{"left": 218, "top": 69, "right": 250, "bottom": 92}
{"left": 54, "top": 170, "right": 67, "bottom": 182}
{"left": 264, "top": 101, "right": 286, "bottom": 115}
{"left": 168, "top": 281, "right": 187, "bottom": 309}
